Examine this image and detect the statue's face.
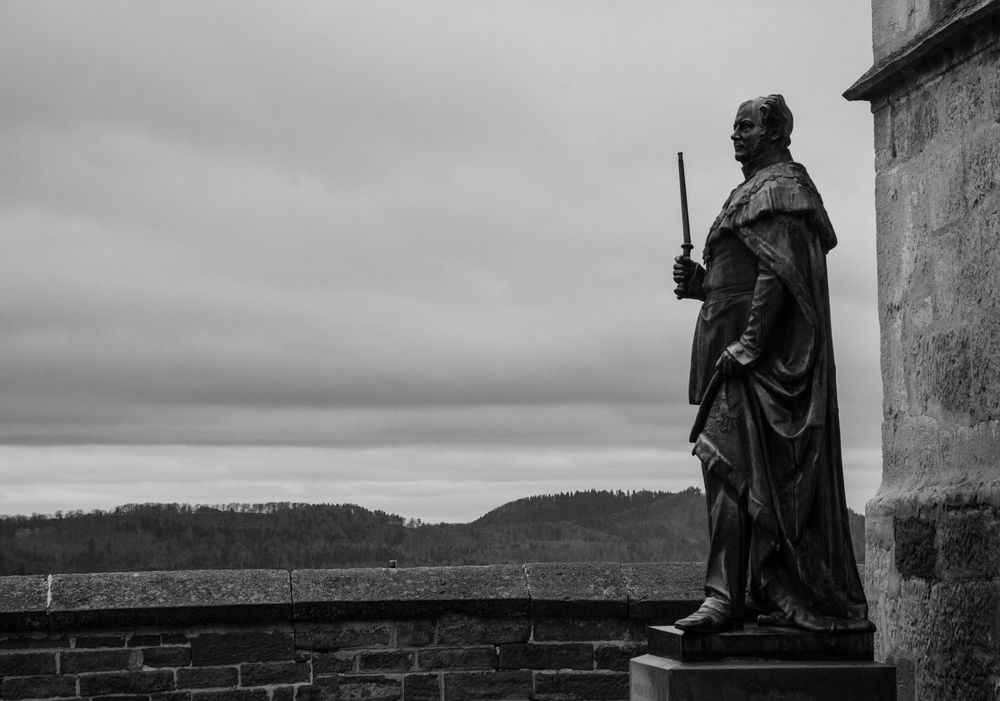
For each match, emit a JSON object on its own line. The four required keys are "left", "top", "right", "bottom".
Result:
{"left": 731, "top": 100, "right": 768, "bottom": 164}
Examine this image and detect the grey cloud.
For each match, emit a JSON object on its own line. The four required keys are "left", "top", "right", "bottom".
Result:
{"left": 0, "top": 1, "right": 882, "bottom": 516}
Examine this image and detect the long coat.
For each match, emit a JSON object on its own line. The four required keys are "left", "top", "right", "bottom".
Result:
{"left": 690, "top": 158, "right": 868, "bottom": 624}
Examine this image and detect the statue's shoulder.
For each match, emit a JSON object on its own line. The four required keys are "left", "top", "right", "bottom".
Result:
{"left": 729, "top": 162, "right": 823, "bottom": 228}
{"left": 709, "top": 161, "right": 836, "bottom": 252}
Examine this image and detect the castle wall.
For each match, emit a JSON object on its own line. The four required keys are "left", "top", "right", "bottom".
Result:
{"left": 845, "top": 1, "right": 1000, "bottom": 699}
{"left": 0, "top": 563, "right": 701, "bottom": 701}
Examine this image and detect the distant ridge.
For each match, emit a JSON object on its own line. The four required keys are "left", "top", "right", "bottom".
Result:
{"left": 475, "top": 488, "right": 695, "bottom": 525}
{"left": 0, "top": 489, "right": 863, "bottom": 575}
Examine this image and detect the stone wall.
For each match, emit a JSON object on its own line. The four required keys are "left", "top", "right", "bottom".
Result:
{"left": 0, "top": 563, "right": 702, "bottom": 701}
{"left": 845, "top": 1, "right": 1000, "bottom": 699}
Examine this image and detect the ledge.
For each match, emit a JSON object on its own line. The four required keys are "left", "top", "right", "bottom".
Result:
{"left": 49, "top": 569, "right": 292, "bottom": 629}
{"left": 525, "top": 562, "right": 628, "bottom": 618}
{"left": 293, "top": 564, "right": 530, "bottom": 620}
{"left": 0, "top": 562, "right": 704, "bottom": 631}
{"left": 844, "top": 0, "right": 1000, "bottom": 101}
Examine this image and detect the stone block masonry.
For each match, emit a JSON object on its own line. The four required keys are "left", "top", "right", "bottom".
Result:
{"left": 0, "top": 562, "right": 702, "bottom": 701}
{"left": 846, "top": 1, "right": 1000, "bottom": 698}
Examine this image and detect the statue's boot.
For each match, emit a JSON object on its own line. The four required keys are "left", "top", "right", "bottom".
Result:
{"left": 758, "top": 607, "right": 874, "bottom": 634}
{"left": 674, "top": 597, "right": 740, "bottom": 633}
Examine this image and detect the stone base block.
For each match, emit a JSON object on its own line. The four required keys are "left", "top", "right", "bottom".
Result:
{"left": 630, "top": 654, "right": 896, "bottom": 701}
{"left": 648, "top": 624, "right": 874, "bottom": 662}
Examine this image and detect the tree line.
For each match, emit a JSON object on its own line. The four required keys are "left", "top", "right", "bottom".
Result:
{"left": 0, "top": 488, "right": 864, "bottom": 575}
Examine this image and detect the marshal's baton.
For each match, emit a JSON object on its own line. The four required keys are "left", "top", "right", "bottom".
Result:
{"left": 677, "top": 152, "right": 693, "bottom": 259}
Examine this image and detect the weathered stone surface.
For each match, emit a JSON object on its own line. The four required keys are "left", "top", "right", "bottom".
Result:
{"left": 534, "top": 670, "right": 627, "bottom": 700}
{"left": 937, "top": 507, "right": 1000, "bottom": 578}
{"left": 332, "top": 674, "right": 402, "bottom": 700}
{"left": 239, "top": 660, "right": 311, "bottom": 686}
{"left": 630, "top": 654, "right": 895, "bottom": 701}
{"left": 141, "top": 645, "right": 191, "bottom": 668}
{"left": 192, "top": 690, "right": 269, "bottom": 701}
{"left": 0, "top": 651, "right": 57, "bottom": 676}
{"left": 403, "top": 673, "right": 440, "bottom": 701}
{"left": 894, "top": 516, "right": 937, "bottom": 579}
{"left": 49, "top": 570, "right": 291, "bottom": 628}
{"left": 312, "top": 650, "right": 357, "bottom": 675}
{"left": 359, "top": 650, "right": 414, "bottom": 673}
{"left": 647, "top": 624, "right": 874, "bottom": 662}
{"left": 0, "top": 633, "right": 70, "bottom": 649}
{"left": 498, "top": 642, "right": 592, "bottom": 671}
{"left": 417, "top": 646, "right": 496, "bottom": 671}
{"left": 435, "top": 614, "right": 530, "bottom": 646}
{"left": 524, "top": 562, "right": 626, "bottom": 618}
{"left": 77, "top": 669, "right": 175, "bottom": 696}
{"left": 0, "top": 575, "right": 48, "bottom": 630}
{"left": 176, "top": 665, "right": 240, "bottom": 689}
{"left": 295, "top": 622, "right": 393, "bottom": 651}
{"left": 532, "top": 617, "right": 627, "bottom": 642}
{"left": 848, "top": 6, "right": 1000, "bottom": 700}
{"left": 622, "top": 562, "right": 701, "bottom": 621}
{"left": 293, "top": 565, "right": 528, "bottom": 620}
{"left": 1, "top": 674, "right": 77, "bottom": 700}
{"left": 190, "top": 631, "right": 294, "bottom": 666}
{"left": 61, "top": 647, "right": 136, "bottom": 673}
{"left": 442, "top": 670, "right": 531, "bottom": 701}
{"left": 395, "top": 620, "right": 434, "bottom": 647}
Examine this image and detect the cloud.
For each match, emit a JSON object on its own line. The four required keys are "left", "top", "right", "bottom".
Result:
{"left": 0, "top": 1, "right": 883, "bottom": 517}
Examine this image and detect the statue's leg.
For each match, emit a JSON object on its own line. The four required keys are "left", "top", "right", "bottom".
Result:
{"left": 678, "top": 379, "right": 754, "bottom": 633}
{"left": 675, "top": 452, "right": 750, "bottom": 632}
{"left": 702, "top": 466, "right": 750, "bottom": 620}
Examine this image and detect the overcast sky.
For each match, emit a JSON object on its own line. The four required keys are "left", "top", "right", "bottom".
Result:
{"left": 0, "top": 0, "right": 880, "bottom": 521}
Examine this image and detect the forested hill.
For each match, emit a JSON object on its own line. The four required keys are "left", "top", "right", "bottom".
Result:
{"left": 0, "top": 489, "right": 864, "bottom": 575}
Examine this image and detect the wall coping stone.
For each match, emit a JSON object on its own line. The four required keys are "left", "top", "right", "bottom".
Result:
{"left": 0, "top": 575, "right": 48, "bottom": 630}
{"left": 49, "top": 569, "right": 292, "bottom": 629}
{"left": 844, "top": 0, "right": 1000, "bottom": 101}
{"left": 525, "top": 562, "right": 628, "bottom": 618}
{"left": 293, "top": 564, "right": 530, "bottom": 620}
{"left": 0, "top": 562, "right": 704, "bottom": 631}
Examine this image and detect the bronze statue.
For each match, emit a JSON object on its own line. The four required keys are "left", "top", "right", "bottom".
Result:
{"left": 672, "top": 95, "right": 872, "bottom": 634}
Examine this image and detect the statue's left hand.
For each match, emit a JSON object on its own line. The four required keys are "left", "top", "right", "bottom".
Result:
{"left": 716, "top": 348, "right": 744, "bottom": 376}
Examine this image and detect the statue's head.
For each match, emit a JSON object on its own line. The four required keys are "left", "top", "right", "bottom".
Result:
{"left": 731, "top": 94, "right": 793, "bottom": 164}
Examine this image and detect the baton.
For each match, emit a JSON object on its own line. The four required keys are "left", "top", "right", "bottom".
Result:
{"left": 677, "top": 152, "right": 693, "bottom": 259}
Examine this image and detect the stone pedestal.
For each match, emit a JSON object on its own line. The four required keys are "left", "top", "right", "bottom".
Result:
{"left": 630, "top": 625, "right": 895, "bottom": 701}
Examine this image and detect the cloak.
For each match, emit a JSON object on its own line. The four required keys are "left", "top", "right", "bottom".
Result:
{"left": 690, "top": 159, "right": 868, "bottom": 625}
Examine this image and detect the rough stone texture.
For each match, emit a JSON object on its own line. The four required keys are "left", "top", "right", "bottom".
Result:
{"left": 49, "top": 569, "right": 291, "bottom": 628}
{"left": 870, "top": 0, "right": 999, "bottom": 62}
{"left": 647, "top": 624, "right": 875, "bottom": 663}
{"left": 442, "top": 670, "right": 532, "bottom": 701}
{"left": 417, "top": 646, "right": 496, "bottom": 671}
{"left": 190, "top": 630, "right": 294, "bottom": 666}
{"left": 621, "top": 562, "right": 701, "bottom": 621}
{"left": 524, "top": 562, "right": 627, "bottom": 617}
{"left": 435, "top": 614, "right": 531, "bottom": 646}
{"left": 630, "top": 654, "right": 896, "bottom": 701}
{"left": 0, "top": 562, "right": 726, "bottom": 701}
{"left": 293, "top": 564, "right": 530, "bottom": 620}
{"left": 0, "top": 575, "right": 48, "bottom": 630}
{"left": 848, "top": 2, "right": 1000, "bottom": 699}
{"left": 498, "top": 642, "right": 593, "bottom": 671}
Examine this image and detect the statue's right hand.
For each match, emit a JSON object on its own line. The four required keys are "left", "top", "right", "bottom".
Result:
{"left": 673, "top": 256, "right": 701, "bottom": 298}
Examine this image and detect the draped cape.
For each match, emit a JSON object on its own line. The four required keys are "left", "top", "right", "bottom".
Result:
{"left": 691, "top": 160, "right": 868, "bottom": 624}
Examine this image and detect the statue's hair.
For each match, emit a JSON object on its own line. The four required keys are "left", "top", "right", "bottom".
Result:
{"left": 757, "top": 94, "right": 793, "bottom": 149}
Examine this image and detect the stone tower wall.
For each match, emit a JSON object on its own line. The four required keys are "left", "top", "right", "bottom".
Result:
{"left": 846, "top": 1, "right": 1000, "bottom": 699}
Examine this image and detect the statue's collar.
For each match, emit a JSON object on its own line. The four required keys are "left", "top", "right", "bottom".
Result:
{"left": 740, "top": 147, "right": 793, "bottom": 180}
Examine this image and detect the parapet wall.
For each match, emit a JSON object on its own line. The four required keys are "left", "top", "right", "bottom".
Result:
{"left": 0, "top": 562, "right": 702, "bottom": 701}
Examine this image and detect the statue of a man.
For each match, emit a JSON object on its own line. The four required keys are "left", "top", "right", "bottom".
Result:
{"left": 672, "top": 95, "right": 871, "bottom": 634}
